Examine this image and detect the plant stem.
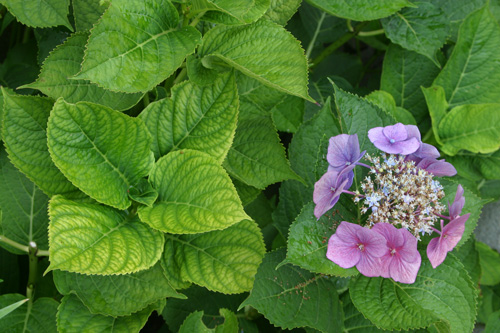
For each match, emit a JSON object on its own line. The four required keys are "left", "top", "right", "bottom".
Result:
{"left": 173, "top": 67, "right": 187, "bottom": 85}
{"left": 347, "top": 19, "right": 385, "bottom": 37}
{"left": 142, "top": 93, "right": 150, "bottom": 108}
{"left": 0, "top": 235, "right": 29, "bottom": 253}
{"left": 305, "top": 12, "right": 326, "bottom": 60}
{"left": 310, "top": 22, "right": 368, "bottom": 69}
{"left": 22, "top": 27, "right": 31, "bottom": 43}
{"left": 22, "top": 242, "right": 39, "bottom": 332}
{"left": 189, "top": 10, "right": 207, "bottom": 27}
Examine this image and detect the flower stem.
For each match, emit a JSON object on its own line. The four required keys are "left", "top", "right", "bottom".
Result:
{"left": 435, "top": 213, "right": 450, "bottom": 220}
{"left": 305, "top": 12, "right": 326, "bottom": 59}
{"left": 357, "top": 162, "right": 372, "bottom": 169}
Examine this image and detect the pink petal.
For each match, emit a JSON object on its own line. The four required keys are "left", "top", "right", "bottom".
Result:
{"left": 356, "top": 227, "right": 388, "bottom": 258}
{"left": 356, "top": 253, "right": 383, "bottom": 277}
{"left": 326, "top": 233, "right": 361, "bottom": 268}
{"left": 441, "top": 213, "right": 470, "bottom": 251}
{"left": 372, "top": 223, "right": 404, "bottom": 248}
{"left": 414, "top": 143, "right": 440, "bottom": 159}
{"left": 397, "top": 228, "right": 420, "bottom": 263}
{"left": 334, "top": 221, "right": 364, "bottom": 243}
{"left": 389, "top": 254, "right": 421, "bottom": 284}
{"left": 427, "top": 237, "right": 448, "bottom": 269}
{"left": 449, "top": 185, "right": 465, "bottom": 219}
{"left": 383, "top": 123, "right": 408, "bottom": 141}
{"left": 313, "top": 171, "right": 341, "bottom": 219}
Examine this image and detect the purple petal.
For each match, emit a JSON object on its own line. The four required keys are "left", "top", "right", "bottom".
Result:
{"left": 356, "top": 227, "right": 388, "bottom": 258}
{"left": 313, "top": 171, "right": 342, "bottom": 219}
{"left": 404, "top": 125, "right": 421, "bottom": 141}
{"left": 367, "top": 127, "right": 385, "bottom": 144}
{"left": 427, "top": 236, "right": 448, "bottom": 269}
{"left": 441, "top": 213, "right": 470, "bottom": 251}
{"left": 327, "top": 134, "right": 362, "bottom": 171}
{"left": 326, "top": 233, "right": 361, "bottom": 268}
{"left": 383, "top": 123, "right": 408, "bottom": 141}
{"left": 397, "top": 228, "right": 420, "bottom": 264}
{"left": 373, "top": 137, "right": 420, "bottom": 155}
{"left": 388, "top": 254, "right": 421, "bottom": 284}
{"left": 449, "top": 185, "right": 465, "bottom": 219}
{"left": 372, "top": 223, "right": 404, "bottom": 249}
{"left": 356, "top": 253, "right": 383, "bottom": 277}
{"left": 417, "top": 158, "right": 457, "bottom": 177}
{"left": 413, "top": 143, "right": 440, "bottom": 159}
{"left": 334, "top": 221, "right": 364, "bottom": 244}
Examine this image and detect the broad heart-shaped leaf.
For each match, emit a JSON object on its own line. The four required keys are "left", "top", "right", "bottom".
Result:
{"left": 304, "top": 0, "right": 411, "bottom": 21}
{"left": 349, "top": 253, "right": 477, "bottom": 332}
{"left": 197, "top": 19, "right": 312, "bottom": 101}
{"left": 53, "top": 262, "right": 185, "bottom": 317}
{"left": 162, "top": 285, "right": 248, "bottom": 332}
{"left": 239, "top": 249, "right": 344, "bottom": 332}
{"left": 73, "top": 0, "right": 201, "bottom": 93}
{"left": 178, "top": 309, "right": 238, "bottom": 333}
{"left": 0, "top": 148, "right": 49, "bottom": 254}
{"left": 273, "top": 100, "right": 339, "bottom": 238}
{"left": 437, "top": 104, "right": 500, "bottom": 156}
{"left": 381, "top": 1, "right": 449, "bottom": 65}
{"left": 0, "top": 0, "right": 72, "bottom": 30}
{"left": 1, "top": 91, "right": 78, "bottom": 196}
{"left": 73, "top": 0, "right": 108, "bottom": 31}
{"left": 440, "top": 178, "right": 486, "bottom": 248}
{"left": 0, "top": 294, "right": 58, "bottom": 331}
{"left": 57, "top": 294, "right": 161, "bottom": 333}
{"left": 47, "top": 196, "right": 164, "bottom": 275}
{"left": 286, "top": 202, "right": 359, "bottom": 277}
{"left": 263, "top": 0, "right": 302, "bottom": 25}
{"left": 47, "top": 99, "right": 154, "bottom": 210}
{"left": 139, "top": 150, "right": 249, "bottom": 234}
{"left": 381, "top": 44, "right": 440, "bottom": 128}
{"left": 139, "top": 72, "right": 238, "bottom": 163}
{"left": 22, "top": 32, "right": 143, "bottom": 111}
{"left": 433, "top": 5, "right": 500, "bottom": 108}
{"left": 164, "top": 219, "right": 265, "bottom": 294}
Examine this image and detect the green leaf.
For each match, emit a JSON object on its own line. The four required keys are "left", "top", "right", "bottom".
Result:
{"left": 0, "top": 0, "right": 72, "bottom": 30}
{"left": 139, "top": 72, "right": 238, "bottom": 163}
{"left": 485, "top": 310, "right": 500, "bottom": 333}
{"left": 454, "top": 236, "right": 481, "bottom": 285}
{"left": 73, "top": 0, "right": 108, "bottom": 31}
{"left": 0, "top": 297, "right": 28, "bottom": 320}
{"left": 73, "top": 0, "right": 202, "bottom": 93}
{"left": 286, "top": 202, "right": 359, "bottom": 277}
{"left": 53, "top": 262, "right": 184, "bottom": 317}
{"left": 421, "top": 85, "right": 448, "bottom": 145}
{"left": 433, "top": 0, "right": 488, "bottom": 41}
{"left": 22, "top": 32, "right": 143, "bottom": 111}
{"left": 240, "top": 249, "right": 344, "bottom": 332}
{"left": 47, "top": 99, "right": 154, "bottom": 209}
{"left": 165, "top": 219, "right": 265, "bottom": 294}
{"left": 0, "top": 148, "right": 49, "bottom": 254}
{"left": 381, "top": 1, "right": 449, "bottom": 65}
{"left": 380, "top": 44, "right": 441, "bottom": 128}
{"left": 341, "top": 292, "right": 381, "bottom": 332}
{"left": 139, "top": 150, "right": 249, "bottom": 234}
{"left": 1, "top": 91, "right": 78, "bottom": 196}
{"left": 223, "top": 77, "right": 302, "bottom": 189}
{"left": 160, "top": 239, "right": 193, "bottom": 291}
{"left": 304, "top": 0, "right": 412, "bottom": 21}
{"left": 437, "top": 104, "right": 500, "bottom": 155}
{"left": 162, "top": 285, "right": 248, "bottom": 332}
{"left": 198, "top": 19, "right": 312, "bottom": 101}
{"left": 0, "top": 294, "right": 58, "bottom": 332}
{"left": 34, "top": 28, "right": 69, "bottom": 67}
{"left": 232, "top": 177, "right": 261, "bottom": 207}
{"left": 447, "top": 150, "right": 500, "bottom": 181}
{"left": 433, "top": 5, "right": 500, "bottom": 108}
{"left": 365, "top": 90, "right": 416, "bottom": 125}
{"left": 200, "top": 0, "right": 270, "bottom": 25}
{"left": 263, "top": 0, "right": 302, "bottom": 25}
{"left": 350, "top": 253, "right": 477, "bottom": 332}
{"left": 178, "top": 309, "right": 238, "bottom": 333}
{"left": 57, "top": 294, "right": 160, "bottom": 332}
{"left": 127, "top": 178, "right": 158, "bottom": 207}
{"left": 47, "top": 196, "right": 164, "bottom": 275}
{"left": 476, "top": 241, "right": 500, "bottom": 286}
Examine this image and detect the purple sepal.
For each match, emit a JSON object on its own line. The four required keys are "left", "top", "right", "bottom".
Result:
{"left": 313, "top": 170, "right": 354, "bottom": 219}
{"left": 449, "top": 185, "right": 465, "bottom": 220}
{"left": 416, "top": 158, "right": 457, "bottom": 177}
{"left": 368, "top": 123, "right": 420, "bottom": 155}
{"left": 327, "top": 134, "right": 366, "bottom": 172}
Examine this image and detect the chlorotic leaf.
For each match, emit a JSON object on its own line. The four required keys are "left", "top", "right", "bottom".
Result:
{"left": 1, "top": 90, "right": 77, "bottom": 196}
{"left": 22, "top": 32, "right": 143, "bottom": 111}
{"left": 57, "top": 294, "right": 160, "bottom": 332}
{"left": 47, "top": 99, "right": 154, "bottom": 209}
{"left": 139, "top": 150, "right": 249, "bottom": 234}
{"left": 73, "top": 0, "right": 108, "bottom": 31}
{"left": 165, "top": 219, "right": 265, "bottom": 294}
{"left": 305, "top": 0, "right": 412, "bottom": 21}
{"left": 0, "top": 148, "right": 50, "bottom": 254}
{"left": 198, "top": 19, "right": 312, "bottom": 101}
{"left": 438, "top": 104, "right": 500, "bottom": 155}
{"left": 74, "top": 0, "right": 202, "bottom": 93}
{"left": 240, "top": 249, "right": 344, "bottom": 332}
{"left": 264, "top": 0, "right": 302, "bottom": 25}
{"left": 433, "top": 5, "right": 500, "bottom": 108}
{"left": 47, "top": 196, "right": 164, "bottom": 275}
{"left": 286, "top": 202, "right": 358, "bottom": 277}
{"left": 350, "top": 253, "right": 477, "bottom": 332}
{"left": 139, "top": 72, "right": 238, "bottom": 163}
{"left": 0, "top": 294, "right": 58, "bottom": 332}
{"left": 53, "top": 262, "right": 185, "bottom": 317}
{"left": 381, "top": 1, "right": 449, "bottom": 65}
{"left": 381, "top": 44, "right": 440, "bottom": 127}
{"left": 0, "top": 0, "right": 72, "bottom": 30}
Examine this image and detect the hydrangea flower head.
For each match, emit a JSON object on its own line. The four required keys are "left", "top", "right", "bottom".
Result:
{"left": 367, "top": 123, "right": 420, "bottom": 155}
{"left": 372, "top": 223, "right": 421, "bottom": 284}
{"left": 327, "top": 222, "right": 386, "bottom": 277}
{"left": 313, "top": 170, "right": 353, "bottom": 219}
{"left": 327, "top": 134, "right": 365, "bottom": 172}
